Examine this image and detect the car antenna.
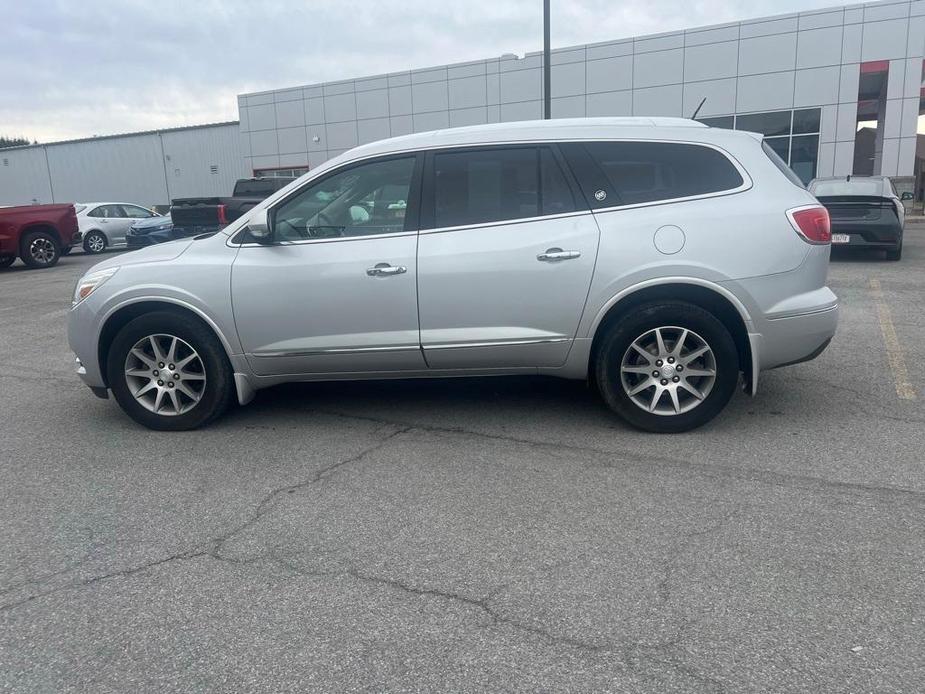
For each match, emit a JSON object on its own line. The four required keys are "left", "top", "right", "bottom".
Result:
{"left": 691, "top": 97, "right": 707, "bottom": 120}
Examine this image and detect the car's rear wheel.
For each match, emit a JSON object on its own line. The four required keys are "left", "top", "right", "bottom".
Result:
{"left": 885, "top": 238, "right": 902, "bottom": 261}
{"left": 595, "top": 302, "right": 739, "bottom": 433}
{"left": 84, "top": 231, "right": 107, "bottom": 254}
{"left": 0, "top": 256, "right": 15, "bottom": 269}
{"left": 106, "top": 311, "right": 234, "bottom": 430}
{"left": 20, "top": 230, "right": 61, "bottom": 268}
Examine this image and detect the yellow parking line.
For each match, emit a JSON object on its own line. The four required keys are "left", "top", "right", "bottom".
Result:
{"left": 869, "top": 278, "right": 916, "bottom": 400}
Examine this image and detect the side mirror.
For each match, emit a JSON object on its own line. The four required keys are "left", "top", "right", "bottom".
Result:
{"left": 247, "top": 208, "right": 273, "bottom": 242}
{"left": 901, "top": 191, "right": 913, "bottom": 201}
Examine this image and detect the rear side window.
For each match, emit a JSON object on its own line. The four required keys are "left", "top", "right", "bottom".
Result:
{"left": 580, "top": 141, "right": 745, "bottom": 206}
{"left": 762, "top": 140, "right": 805, "bottom": 189}
{"left": 233, "top": 178, "right": 294, "bottom": 196}
{"left": 432, "top": 146, "right": 576, "bottom": 228}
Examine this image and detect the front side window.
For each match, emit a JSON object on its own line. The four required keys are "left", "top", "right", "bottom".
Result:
{"left": 432, "top": 146, "right": 576, "bottom": 228}
{"left": 582, "top": 141, "right": 745, "bottom": 206}
{"left": 272, "top": 156, "right": 415, "bottom": 241}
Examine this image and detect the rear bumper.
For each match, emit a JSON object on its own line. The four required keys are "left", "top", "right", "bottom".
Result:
{"left": 830, "top": 220, "right": 902, "bottom": 247}
{"left": 754, "top": 303, "right": 839, "bottom": 373}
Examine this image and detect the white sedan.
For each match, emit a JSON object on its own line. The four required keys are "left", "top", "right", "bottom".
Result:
{"left": 74, "top": 202, "right": 161, "bottom": 254}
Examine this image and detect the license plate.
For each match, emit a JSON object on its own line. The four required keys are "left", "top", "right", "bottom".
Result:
{"left": 831, "top": 233, "right": 850, "bottom": 244}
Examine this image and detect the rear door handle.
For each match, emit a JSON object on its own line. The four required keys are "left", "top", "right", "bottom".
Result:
{"left": 366, "top": 263, "right": 407, "bottom": 277}
{"left": 537, "top": 248, "right": 581, "bottom": 262}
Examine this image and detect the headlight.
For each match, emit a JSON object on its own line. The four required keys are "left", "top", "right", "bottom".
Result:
{"left": 72, "top": 267, "right": 118, "bottom": 306}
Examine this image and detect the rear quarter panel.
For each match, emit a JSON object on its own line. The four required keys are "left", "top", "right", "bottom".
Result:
{"left": 578, "top": 187, "right": 810, "bottom": 337}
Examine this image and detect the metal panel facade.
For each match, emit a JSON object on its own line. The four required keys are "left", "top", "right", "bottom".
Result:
{"left": 0, "top": 123, "right": 245, "bottom": 207}
{"left": 238, "top": 0, "right": 925, "bottom": 179}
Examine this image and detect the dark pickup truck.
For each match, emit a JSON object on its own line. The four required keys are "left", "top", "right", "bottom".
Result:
{"left": 126, "top": 177, "right": 296, "bottom": 248}
{"left": 0, "top": 203, "right": 80, "bottom": 269}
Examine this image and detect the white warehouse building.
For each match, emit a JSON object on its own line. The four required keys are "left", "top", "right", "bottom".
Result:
{"left": 2, "top": 0, "right": 924, "bottom": 207}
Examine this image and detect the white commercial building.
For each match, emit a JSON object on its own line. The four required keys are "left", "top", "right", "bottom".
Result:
{"left": 2, "top": 0, "right": 924, "bottom": 206}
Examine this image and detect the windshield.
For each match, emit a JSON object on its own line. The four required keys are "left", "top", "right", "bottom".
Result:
{"left": 810, "top": 179, "right": 883, "bottom": 197}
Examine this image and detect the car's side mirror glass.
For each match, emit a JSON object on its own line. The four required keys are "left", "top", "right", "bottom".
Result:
{"left": 247, "top": 208, "right": 273, "bottom": 242}
{"left": 901, "top": 191, "right": 913, "bottom": 201}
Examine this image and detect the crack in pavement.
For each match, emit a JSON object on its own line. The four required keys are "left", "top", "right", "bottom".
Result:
{"left": 0, "top": 426, "right": 410, "bottom": 613}
{"left": 272, "top": 556, "right": 726, "bottom": 688}
{"left": 303, "top": 407, "right": 925, "bottom": 503}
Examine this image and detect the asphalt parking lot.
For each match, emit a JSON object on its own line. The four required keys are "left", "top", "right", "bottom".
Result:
{"left": 1, "top": 229, "right": 923, "bottom": 693}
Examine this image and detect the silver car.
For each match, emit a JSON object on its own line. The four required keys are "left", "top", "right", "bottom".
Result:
{"left": 68, "top": 117, "right": 838, "bottom": 433}
{"left": 74, "top": 202, "right": 161, "bottom": 254}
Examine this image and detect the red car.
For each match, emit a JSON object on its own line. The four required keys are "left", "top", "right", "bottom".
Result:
{"left": 0, "top": 203, "right": 80, "bottom": 269}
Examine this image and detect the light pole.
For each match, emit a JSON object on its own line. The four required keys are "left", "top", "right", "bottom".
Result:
{"left": 543, "top": 0, "right": 551, "bottom": 119}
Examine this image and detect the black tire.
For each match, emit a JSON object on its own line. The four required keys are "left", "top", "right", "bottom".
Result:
{"left": 106, "top": 311, "right": 234, "bottom": 431}
{"left": 885, "top": 240, "right": 902, "bottom": 261}
{"left": 595, "top": 302, "right": 739, "bottom": 433}
{"left": 83, "top": 231, "right": 108, "bottom": 254}
{"left": 0, "top": 256, "right": 14, "bottom": 269}
{"left": 61, "top": 246, "right": 72, "bottom": 256}
{"left": 19, "top": 229, "right": 61, "bottom": 268}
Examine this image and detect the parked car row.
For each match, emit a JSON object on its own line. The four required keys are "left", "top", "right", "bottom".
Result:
{"left": 0, "top": 177, "right": 297, "bottom": 269}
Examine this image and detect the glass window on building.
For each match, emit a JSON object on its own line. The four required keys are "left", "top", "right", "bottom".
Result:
{"left": 699, "top": 109, "right": 821, "bottom": 185}
{"left": 254, "top": 167, "right": 310, "bottom": 178}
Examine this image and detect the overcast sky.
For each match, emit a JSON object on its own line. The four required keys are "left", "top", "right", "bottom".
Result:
{"left": 5, "top": 0, "right": 852, "bottom": 143}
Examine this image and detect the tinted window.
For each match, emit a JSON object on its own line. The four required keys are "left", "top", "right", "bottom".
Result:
{"left": 273, "top": 156, "right": 415, "bottom": 241}
{"left": 234, "top": 178, "right": 296, "bottom": 196}
{"left": 764, "top": 136, "right": 790, "bottom": 163}
{"left": 540, "top": 149, "right": 576, "bottom": 215}
{"left": 762, "top": 140, "right": 804, "bottom": 189}
{"left": 736, "top": 110, "right": 791, "bottom": 137}
{"left": 87, "top": 206, "right": 104, "bottom": 218}
{"left": 582, "top": 141, "right": 744, "bottom": 205}
{"left": 432, "top": 147, "right": 575, "bottom": 228}
{"left": 697, "top": 116, "right": 734, "bottom": 129}
{"left": 792, "top": 108, "right": 821, "bottom": 135}
{"left": 789, "top": 135, "right": 819, "bottom": 185}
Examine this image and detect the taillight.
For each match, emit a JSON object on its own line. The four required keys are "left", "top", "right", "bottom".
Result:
{"left": 787, "top": 205, "right": 831, "bottom": 244}
{"left": 217, "top": 204, "right": 228, "bottom": 225}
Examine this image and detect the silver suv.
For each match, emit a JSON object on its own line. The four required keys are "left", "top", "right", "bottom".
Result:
{"left": 68, "top": 117, "right": 838, "bottom": 433}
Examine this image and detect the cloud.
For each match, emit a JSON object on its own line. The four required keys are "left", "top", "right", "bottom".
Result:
{"left": 2, "top": 0, "right": 849, "bottom": 142}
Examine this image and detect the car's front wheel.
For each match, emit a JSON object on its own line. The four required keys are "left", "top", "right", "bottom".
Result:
{"left": 106, "top": 311, "right": 234, "bottom": 430}
{"left": 595, "top": 302, "right": 739, "bottom": 433}
{"left": 83, "top": 231, "right": 108, "bottom": 254}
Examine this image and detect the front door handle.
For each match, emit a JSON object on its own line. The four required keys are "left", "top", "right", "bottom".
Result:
{"left": 366, "top": 263, "right": 407, "bottom": 277}
{"left": 537, "top": 248, "right": 581, "bottom": 262}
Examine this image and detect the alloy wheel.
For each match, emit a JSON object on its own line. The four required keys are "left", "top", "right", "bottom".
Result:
{"left": 29, "top": 237, "right": 56, "bottom": 264}
{"left": 123, "top": 334, "right": 207, "bottom": 416}
{"left": 620, "top": 326, "right": 717, "bottom": 416}
{"left": 87, "top": 234, "right": 105, "bottom": 253}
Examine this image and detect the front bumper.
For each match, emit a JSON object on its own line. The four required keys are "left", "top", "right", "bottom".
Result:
{"left": 74, "top": 357, "right": 108, "bottom": 398}
{"left": 69, "top": 301, "right": 107, "bottom": 392}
